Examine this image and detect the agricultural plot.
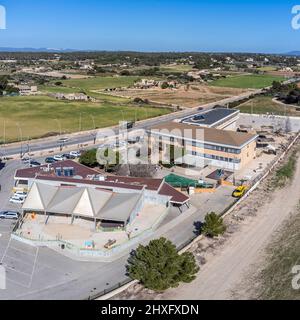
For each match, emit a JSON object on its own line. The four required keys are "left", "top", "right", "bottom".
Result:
{"left": 238, "top": 96, "right": 300, "bottom": 117}
{"left": 209, "top": 74, "right": 285, "bottom": 89}
{"left": 0, "top": 96, "right": 171, "bottom": 142}
{"left": 61, "top": 76, "right": 141, "bottom": 91}
{"left": 116, "top": 85, "right": 248, "bottom": 108}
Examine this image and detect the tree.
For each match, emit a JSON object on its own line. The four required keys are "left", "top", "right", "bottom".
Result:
{"left": 201, "top": 212, "right": 226, "bottom": 238}
{"left": 97, "top": 148, "right": 122, "bottom": 172}
{"left": 127, "top": 237, "right": 199, "bottom": 292}
{"left": 79, "top": 149, "right": 98, "bottom": 167}
{"left": 161, "top": 82, "right": 169, "bottom": 89}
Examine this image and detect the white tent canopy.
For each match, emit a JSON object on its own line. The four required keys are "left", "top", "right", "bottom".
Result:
{"left": 22, "top": 182, "right": 142, "bottom": 223}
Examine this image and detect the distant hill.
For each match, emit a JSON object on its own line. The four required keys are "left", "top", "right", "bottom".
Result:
{"left": 0, "top": 47, "right": 77, "bottom": 52}
{"left": 286, "top": 51, "right": 300, "bottom": 56}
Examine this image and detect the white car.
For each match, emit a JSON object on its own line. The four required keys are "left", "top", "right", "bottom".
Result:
{"left": 58, "top": 137, "right": 69, "bottom": 144}
{"left": 14, "top": 191, "right": 27, "bottom": 199}
{"left": 0, "top": 211, "right": 19, "bottom": 220}
{"left": 69, "top": 151, "right": 81, "bottom": 158}
{"left": 53, "top": 155, "right": 65, "bottom": 161}
{"left": 9, "top": 196, "right": 25, "bottom": 204}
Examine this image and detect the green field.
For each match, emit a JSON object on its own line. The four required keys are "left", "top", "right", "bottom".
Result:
{"left": 39, "top": 84, "right": 130, "bottom": 104}
{"left": 0, "top": 96, "right": 171, "bottom": 142}
{"left": 159, "top": 64, "right": 194, "bottom": 73}
{"left": 61, "top": 76, "right": 141, "bottom": 91}
{"left": 257, "top": 66, "right": 277, "bottom": 72}
{"left": 238, "top": 96, "right": 300, "bottom": 117}
{"left": 209, "top": 74, "right": 285, "bottom": 89}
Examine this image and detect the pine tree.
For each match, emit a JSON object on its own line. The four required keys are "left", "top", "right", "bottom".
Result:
{"left": 127, "top": 238, "right": 199, "bottom": 291}
{"left": 201, "top": 212, "right": 226, "bottom": 238}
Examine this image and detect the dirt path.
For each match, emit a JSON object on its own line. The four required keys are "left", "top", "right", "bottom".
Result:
{"left": 160, "top": 155, "right": 300, "bottom": 300}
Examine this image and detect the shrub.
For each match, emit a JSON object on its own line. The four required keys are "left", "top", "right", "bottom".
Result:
{"left": 127, "top": 237, "right": 199, "bottom": 291}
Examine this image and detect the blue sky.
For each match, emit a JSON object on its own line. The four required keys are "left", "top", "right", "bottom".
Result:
{"left": 0, "top": 0, "right": 299, "bottom": 53}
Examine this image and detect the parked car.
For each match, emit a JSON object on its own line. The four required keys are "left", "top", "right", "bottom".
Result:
{"left": 45, "top": 157, "right": 57, "bottom": 164}
{"left": 232, "top": 186, "right": 248, "bottom": 198}
{"left": 53, "top": 155, "right": 65, "bottom": 161}
{"left": 62, "top": 153, "right": 75, "bottom": 160}
{"left": 22, "top": 157, "right": 31, "bottom": 164}
{"left": 69, "top": 151, "right": 81, "bottom": 158}
{"left": 0, "top": 211, "right": 19, "bottom": 220}
{"left": 9, "top": 196, "right": 25, "bottom": 204}
{"left": 14, "top": 191, "right": 27, "bottom": 199}
{"left": 29, "top": 160, "right": 41, "bottom": 168}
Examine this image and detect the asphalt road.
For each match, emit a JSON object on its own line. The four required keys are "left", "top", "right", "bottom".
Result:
{"left": 0, "top": 90, "right": 262, "bottom": 159}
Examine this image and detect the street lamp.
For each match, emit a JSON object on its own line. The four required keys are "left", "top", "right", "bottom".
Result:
{"left": 54, "top": 119, "right": 62, "bottom": 136}
{"left": 16, "top": 122, "right": 23, "bottom": 158}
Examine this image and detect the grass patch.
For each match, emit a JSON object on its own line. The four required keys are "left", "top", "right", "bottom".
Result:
{"left": 159, "top": 64, "right": 194, "bottom": 73}
{"left": 257, "top": 66, "right": 277, "bottom": 72}
{"left": 39, "top": 84, "right": 130, "bottom": 104}
{"left": 61, "top": 76, "right": 141, "bottom": 91}
{"left": 209, "top": 74, "right": 285, "bottom": 89}
{"left": 254, "top": 205, "right": 300, "bottom": 300}
{"left": 273, "top": 151, "right": 298, "bottom": 188}
{"left": 0, "top": 95, "right": 171, "bottom": 142}
{"left": 237, "top": 96, "right": 300, "bottom": 117}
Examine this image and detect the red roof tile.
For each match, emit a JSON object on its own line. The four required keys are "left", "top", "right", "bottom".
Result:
{"left": 159, "top": 183, "right": 189, "bottom": 204}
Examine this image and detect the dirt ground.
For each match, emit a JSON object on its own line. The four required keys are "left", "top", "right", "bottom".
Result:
{"left": 114, "top": 85, "right": 249, "bottom": 108}
{"left": 114, "top": 141, "right": 300, "bottom": 300}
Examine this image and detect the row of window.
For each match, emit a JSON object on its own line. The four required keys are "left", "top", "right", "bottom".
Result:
{"left": 189, "top": 150, "right": 241, "bottom": 163}
{"left": 156, "top": 135, "right": 242, "bottom": 154}
{"left": 190, "top": 141, "right": 241, "bottom": 154}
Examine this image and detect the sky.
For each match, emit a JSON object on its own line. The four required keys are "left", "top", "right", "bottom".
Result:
{"left": 0, "top": 0, "right": 299, "bottom": 53}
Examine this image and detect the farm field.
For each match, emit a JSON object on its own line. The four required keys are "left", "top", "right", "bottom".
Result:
{"left": 0, "top": 96, "right": 171, "bottom": 142}
{"left": 238, "top": 96, "right": 300, "bottom": 117}
{"left": 115, "top": 85, "right": 249, "bottom": 108}
{"left": 209, "top": 74, "right": 285, "bottom": 89}
{"left": 159, "top": 64, "right": 194, "bottom": 73}
{"left": 61, "top": 76, "right": 141, "bottom": 91}
{"left": 39, "top": 84, "right": 130, "bottom": 104}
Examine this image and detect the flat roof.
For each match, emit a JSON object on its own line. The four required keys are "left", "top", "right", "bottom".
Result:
{"left": 16, "top": 161, "right": 190, "bottom": 205}
{"left": 150, "top": 122, "right": 258, "bottom": 148}
{"left": 15, "top": 160, "right": 99, "bottom": 180}
{"left": 181, "top": 108, "right": 239, "bottom": 127}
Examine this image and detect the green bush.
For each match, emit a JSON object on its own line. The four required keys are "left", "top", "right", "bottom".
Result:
{"left": 127, "top": 237, "right": 199, "bottom": 291}
{"left": 202, "top": 212, "right": 226, "bottom": 238}
{"left": 79, "top": 149, "right": 98, "bottom": 167}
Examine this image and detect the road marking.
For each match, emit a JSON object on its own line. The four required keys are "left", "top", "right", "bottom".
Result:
{"left": 0, "top": 236, "right": 39, "bottom": 289}
{"left": 4, "top": 265, "right": 32, "bottom": 277}
{"left": 8, "top": 245, "right": 37, "bottom": 258}
{"left": 3, "top": 253, "right": 36, "bottom": 267}
{"left": 0, "top": 237, "right": 11, "bottom": 263}
{"left": 28, "top": 247, "right": 39, "bottom": 288}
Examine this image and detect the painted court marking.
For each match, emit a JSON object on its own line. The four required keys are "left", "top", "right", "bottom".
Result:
{"left": 0, "top": 237, "right": 39, "bottom": 289}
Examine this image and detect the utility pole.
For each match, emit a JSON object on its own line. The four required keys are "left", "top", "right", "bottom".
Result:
{"left": 16, "top": 123, "right": 23, "bottom": 158}
{"left": 54, "top": 119, "right": 62, "bottom": 136}
{"left": 79, "top": 113, "right": 82, "bottom": 132}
